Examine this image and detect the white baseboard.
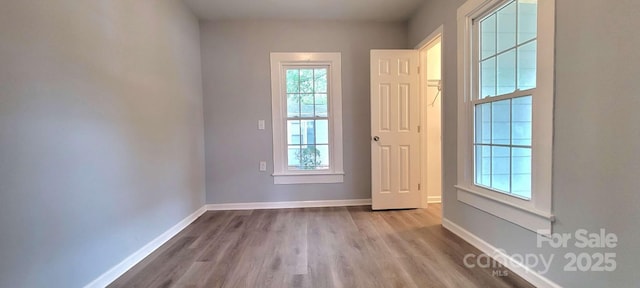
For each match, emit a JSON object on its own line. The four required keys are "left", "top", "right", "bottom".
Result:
{"left": 442, "top": 218, "right": 561, "bottom": 288}
{"left": 84, "top": 206, "right": 207, "bottom": 288}
{"left": 428, "top": 196, "right": 442, "bottom": 203}
{"left": 205, "top": 198, "right": 371, "bottom": 211}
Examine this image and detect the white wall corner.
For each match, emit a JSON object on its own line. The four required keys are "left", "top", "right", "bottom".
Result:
{"left": 84, "top": 206, "right": 207, "bottom": 288}
{"left": 84, "top": 198, "right": 373, "bottom": 287}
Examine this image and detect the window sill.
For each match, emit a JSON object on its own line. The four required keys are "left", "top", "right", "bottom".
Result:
{"left": 273, "top": 172, "right": 344, "bottom": 185}
{"left": 455, "top": 184, "right": 554, "bottom": 236}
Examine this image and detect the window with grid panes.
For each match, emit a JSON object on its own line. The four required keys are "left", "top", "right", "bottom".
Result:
{"left": 474, "top": 0, "right": 537, "bottom": 199}
{"left": 270, "top": 53, "right": 344, "bottom": 184}
{"left": 455, "top": 0, "right": 555, "bottom": 233}
{"left": 285, "top": 67, "right": 330, "bottom": 170}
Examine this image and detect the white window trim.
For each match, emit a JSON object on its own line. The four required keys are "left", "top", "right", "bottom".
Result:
{"left": 456, "top": 0, "right": 555, "bottom": 235}
{"left": 270, "top": 52, "right": 344, "bottom": 185}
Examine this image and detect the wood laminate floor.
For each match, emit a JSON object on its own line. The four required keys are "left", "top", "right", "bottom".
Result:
{"left": 109, "top": 204, "right": 534, "bottom": 288}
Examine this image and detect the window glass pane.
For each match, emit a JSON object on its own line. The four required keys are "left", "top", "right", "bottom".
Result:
{"left": 286, "top": 69, "right": 299, "bottom": 93}
{"left": 518, "top": 0, "right": 537, "bottom": 44}
{"left": 315, "top": 119, "right": 329, "bottom": 144}
{"left": 497, "top": 49, "right": 516, "bottom": 95}
{"left": 299, "top": 145, "right": 320, "bottom": 169}
{"left": 288, "top": 146, "right": 301, "bottom": 168}
{"left": 475, "top": 145, "right": 492, "bottom": 187}
{"left": 491, "top": 99, "right": 511, "bottom": 145}
{"left": 299, "top": 69, "right": 314, "bottom": 93}
{"left": 475, "top": 105, "right": 482, "bottom": 144}
{"left": 512, "top": 96, "right": 532, "bottom": 146}
{"left": 316, "top": 145, "right": 330, "bottom": 169}
{"left": 491, "top": 146, "right": 511, "bottom": 192}
{"left": 315, "top": 94, "right": 328, "bottom": 117}
{"left": 471, "top": 0, "right": 537, "bottom": 199}
{"left": 475, "top": 103, "right": 492, "bottom": 144}
{"left": 314, "top": 68, "right": 327, "bottom": 93}
{"left": 517, "top": 40, "right": 537, "bottom": 90}
{"left": 291, "top": 135, "right": 301, "bottom": 145}
{"left": 481, "top": 14, "right": 497, "bottom": 59}
{"left": 512, "top": 147, "right": 531, "bottom": 199}
{"left": 497, "top": 1, "right": 517, "bottom": 53}
{"left": 480, "top": 57, "right": 497, "bottom": 98}
{"left": 287, "top": 95, "right": 300, "bottom": 118}
{"left": 287, "top": 120, "right": 301, "bottom": 145}
{"left": 300, "top": 94, "right": 314, "bottom": 117}
{"left": 301, "top": 120, "right": 315, "bottom": 145}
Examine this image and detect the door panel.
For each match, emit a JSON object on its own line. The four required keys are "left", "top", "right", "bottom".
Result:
{"left": 371, "top": 50, "right": 421, "bottom": 210}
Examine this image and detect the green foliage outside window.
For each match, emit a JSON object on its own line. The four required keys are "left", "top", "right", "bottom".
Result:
{"left": 296, "top": 146, "right": 321, "bottom": 169}
{"left": 286, "top": 69, "right": 327, "bottom": 105}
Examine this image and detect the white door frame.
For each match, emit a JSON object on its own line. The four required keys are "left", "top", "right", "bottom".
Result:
{"left": 416, "top": 26, "right": 444, "bottom": 210}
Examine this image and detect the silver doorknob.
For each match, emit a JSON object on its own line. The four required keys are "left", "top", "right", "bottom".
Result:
{"left": 373, "top": 136, "right": 380, "bottom": 142}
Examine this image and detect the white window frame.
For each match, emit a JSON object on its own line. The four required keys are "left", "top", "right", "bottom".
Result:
{"left": 456, "top": 0, "right": 555, "bottom": 234}
{"left": 270, "top": 52, "right": 344, "bottom": 185}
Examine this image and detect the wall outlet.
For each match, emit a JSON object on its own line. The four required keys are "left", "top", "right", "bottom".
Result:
{"left": 259, "top": 161, "right": 267, "bottom": 171}
{"left": 258, "top": 120, "right": 265, "bottom": 130}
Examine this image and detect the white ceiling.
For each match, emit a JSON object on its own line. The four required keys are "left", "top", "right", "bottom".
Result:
{"left": 182, "top": 0, "right": 426, "bottom": 22}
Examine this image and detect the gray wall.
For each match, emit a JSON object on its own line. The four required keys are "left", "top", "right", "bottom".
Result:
{"left": 201, "top": 20, "right": 407, "bottom": 204}
{"left": 0, "top": 1, "right": 205, "bottom": 287}
{"left": 409, "top": 0, "right": 639, "bottom": 287}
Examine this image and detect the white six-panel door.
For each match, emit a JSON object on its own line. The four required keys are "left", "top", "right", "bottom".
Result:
{"left": 371, "top": 50, "right": 421, "bottom": 210}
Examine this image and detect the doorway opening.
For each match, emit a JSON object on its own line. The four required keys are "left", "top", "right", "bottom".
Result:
{"left": 418, "top": 28, "right": 443, "bottom": 211}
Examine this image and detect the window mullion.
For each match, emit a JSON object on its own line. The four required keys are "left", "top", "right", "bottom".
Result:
{"left": 515, "top": 0, "right": 519, "bottom": 93}
{"left": 479, "top": 38, "right": 537, "bottom": 62}
{"left": 509, "top": 98, "right": 513, "bottom": 194}
{"left": 493, "top": 9, "right": 498, "bottom": 99}
{"left": 288, "top": 117, "right": 328, "bottom": 121}
{"left": 474, "top": 143, "right": 531, "bottom": 149}
{"left": 472, "top": 89, "right": 535, "bottom": 105}
{"left": 489, "top": 102, "right": 493, "bottom": 188}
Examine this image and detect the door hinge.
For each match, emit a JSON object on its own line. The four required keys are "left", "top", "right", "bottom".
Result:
{"left": 418, "top": 183, "right": 421, "bottom": 190}
{"left": 417, "top": 66, "right": 421, "bottom": 74}
{"left": 418, "top": 125, "right": 421, "bottom": 133}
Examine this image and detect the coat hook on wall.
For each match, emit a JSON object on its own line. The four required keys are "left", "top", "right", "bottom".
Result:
{"left": 427, "top": 79, "right": 441, "bottom": 106}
